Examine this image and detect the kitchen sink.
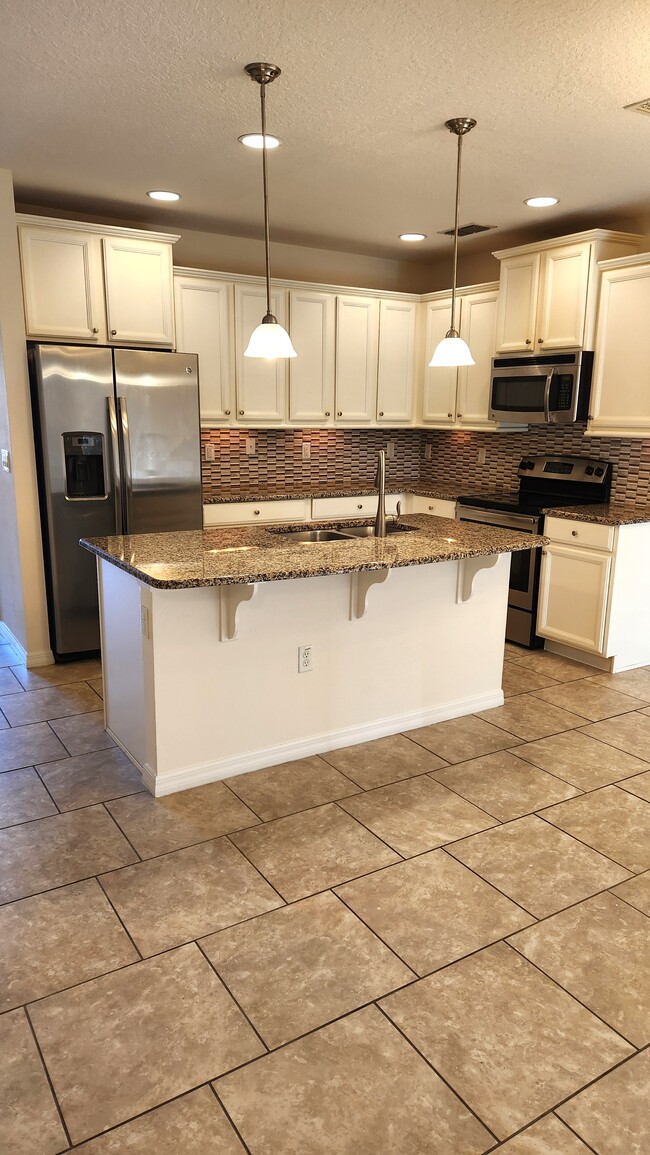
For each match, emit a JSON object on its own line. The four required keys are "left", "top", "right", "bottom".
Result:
{"left": 338, "top": 523, "right": 418, "bottom": 538}
{"left": 269, "top": 528, "right": 352, "bottom": 543}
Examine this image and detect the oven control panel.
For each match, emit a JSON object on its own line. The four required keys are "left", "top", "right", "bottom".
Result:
{"left": 517, "top": 456, "right": 611, "bottom": 484}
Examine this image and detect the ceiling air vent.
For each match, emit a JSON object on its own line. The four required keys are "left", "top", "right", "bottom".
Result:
{"left": 625, "top": 98, "right": 650, "bottom": 115}
{"left": 438, "top": 223, "right": 496, "bottom": 237}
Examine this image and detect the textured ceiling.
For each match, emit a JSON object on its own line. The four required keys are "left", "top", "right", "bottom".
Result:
{"left": 2, "top": 0, "right": 650, "bottom": 260}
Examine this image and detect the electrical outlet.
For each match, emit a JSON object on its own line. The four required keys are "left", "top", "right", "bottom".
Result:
{"left": 302, "top": 442, "right": 311, "bottom": 461}
{"left": 245, "top": 437, "right": 256, "bottom": 456}
{"left": 1, "top": 449, "right": 10, "bottom": 472}
{"left": 204, "top": 443, "right": 216, "bottom": 462}
{"left": 477, "top": 447, "right": 487, "bottom": 465}
{"left": 386, "top": 440, "right": 395, "bottom": 459}
{"left": 140, "top": 606, "right": 150, "bottom": 639}
{"left": 424, "top": 444, "right": 432, "bottom": 460}
{"left": 298, "top": 644, "right": 313, "bottom": 673}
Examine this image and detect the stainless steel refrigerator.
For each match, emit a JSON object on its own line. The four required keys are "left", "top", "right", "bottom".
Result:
{"left": 29, "top": 343, "right": 203, "bottom": 660}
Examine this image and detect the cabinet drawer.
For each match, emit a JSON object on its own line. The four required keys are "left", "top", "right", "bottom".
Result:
{"left": 312, "top": 493, "right": 402, "bottom": 520}
{"left": 544, "top": 516, "right": 615, "bottom": 551}
{"left": 409, "top": 496, "right": 457, "bottom": 518}
{"left": 204, "top": 499, "right": 310, "bottom": 526}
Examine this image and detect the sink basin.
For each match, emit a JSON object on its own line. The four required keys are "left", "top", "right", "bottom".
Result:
{"left": 270, "top": 528, "right": 352, "bottom": 543}
{"left": 338, "top": 523, "right": 418, "bottom": 538}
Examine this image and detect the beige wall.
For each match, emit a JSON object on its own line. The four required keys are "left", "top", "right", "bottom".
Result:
{"left": 0, "top": 172, "right": 51, "bottom": 663}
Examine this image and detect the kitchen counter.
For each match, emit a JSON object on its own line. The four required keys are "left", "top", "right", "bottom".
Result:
{"left": 543, "top": 502, "right": 650, "bottom": 525}
{"left": 81, "top": 514, "right": 542, "bottom": 589}
{"left": 203, "top": 483, "right": 499, "bottom": 503}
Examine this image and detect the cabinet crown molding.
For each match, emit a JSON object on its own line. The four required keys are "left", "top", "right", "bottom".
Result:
{"left": 16, "top": 213, "right": 180, "bottom": 246}
{"left": 493, "top": 228, "right": 644, "bottom": 261}
{"left": 420, "top": 281, "right": 499, "bottom": 302}
{"left": 598, "top": 250, "right": 650, "bottom": 271}
{"left": 173, "top": 265, "right": 421, "bottom": 302}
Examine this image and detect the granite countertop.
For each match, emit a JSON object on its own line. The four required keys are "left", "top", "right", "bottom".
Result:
{"left": 80, "top": 514, "right": 545, "bottom": 590}
{"left": 204, "top": 483, "right": 488, "bottom": 504}
{"left": 543, "top": 503, "right": 650, "bottom": 526}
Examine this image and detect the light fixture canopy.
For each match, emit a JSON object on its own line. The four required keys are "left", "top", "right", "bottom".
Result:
{"left": 239, "top": 132, "right": 282, "bottom": 149}
{"left": 525, "top": 195, "right": 559, "bottom": 208}
{"left": 243, "top": 61, "right": 296, "bottom": 359}
{"left": 400, "top": 232, "right": 427, "bottom": 242}
{"left": 147, "top": 190, "right": 181, "bottom": 201}
{"left": 429, "top": 117, "right": 476, "bottom": 369}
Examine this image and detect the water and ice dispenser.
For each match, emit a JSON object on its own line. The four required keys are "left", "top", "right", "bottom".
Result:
{"left": 63, "top": 432, "right": 106, "bottom": 499}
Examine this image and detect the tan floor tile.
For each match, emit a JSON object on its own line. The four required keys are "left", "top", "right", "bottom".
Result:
{"left": 30, "top": 943, "right": 264, "bottom": 1145}
{"left": 612, "top": 869, "right": 650, "bottom": 915}
{"left": 339, "top": 775, "right": 496, "bottom": 855}
{"left": 216, "top": 1005, "right": 493, "bottom": 1155}
{"left": 558, "top": 1049, "right": 650, "bottom": 1155}
{"left": 542, "top": 785, "right": 650, "bottom": 872}
{"left": 509, "top": 891, "right": 650, "bottom": 1046}
{"left": 0, "top": 1008, "right": 67, "bottom": 1154}
{"left": 72, "top": 1087, "right": 246, "bottom": 1153}
{"left": 202, "top": 891, "right": 413, "bottom": 1047}
{"left": 405, "top": 713, "right": 521, "bottom": 763}
{"left": 0, "top": 767, "right": 57, "bottom": 827}
{"left": 0, "top": 667, "right": 24, "bottom": 695}
{"left": 448, "top": 814, "right": 630, "bottom": 918}
{"left": 476, "top": 696, "right": 585, "bottom": 741}
{"left": 0, "top": 805, "right": 138, "bottom": 904}
{"left": 494, "top": 1114, "right": 594, "bottom": 1153}
{"left": 380, "top": 941, "right": 632, "bottom": 1141}
{"left": 36, "top": 748, "right": 143, "bottom": 811}
{"left": 619, "top": 767, "right": 650, "bottom": 802}
{"left": 579, "top": 710, "right": 650, "bottom": 760}
{"left": 502, "top": 650, "right": 593, "bottom": 681}
{"left": 0, "top": 642, "right": 23, "bottom": 667}
{"left": 434, "top": 750, "right": 580, "bottom": 821}
{"left": 322, "top": 733, "right": 447, "bottom": 789}
{"left": 514, "top": 729, "right": 650, "bottom": 790}
{"left": 502, "top": 664, "right": 558, "bottom": 698}
{"left": 533, "top": 678, "right": 647, "bottom": 720}
{"left": 227, "top": 755, "right": 360, "bottom": 820}
{"left": 589, "top": 665, "right": 650, "bottom": 700}
{"left": 0, "top": 722, "right": 67, "bottom": 773}
{"left": 48, "top": 711, "right": 115, "bottom": 757}
{"left": 106, "top": 781, "right": 259, "bottom": 858}
{"left": 11, "top": 659, "right": 102, "bottom": 690}
{"left": 86, "top": 677, "right": 103, "bottom": 700}
{"left": 101, "top": 837, "right": 282, "bottom": 956}
{"left": 0, "top": 683, "right": 102, "bottom": 726}
{"left": 0, "top": 878, "right": 137, "bottom": 1012}
{"left": 336, "top": 849, "right": 533, "bottom": 975}
{"left": 231, "top": 803, "right": 399, "bottom": 902}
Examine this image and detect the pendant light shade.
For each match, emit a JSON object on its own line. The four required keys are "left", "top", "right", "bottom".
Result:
{"left": 430, "top": 117, "right": 477, "bottom": 369}
{"left": 243, "top": 62, "right": 296, "bottom": 359}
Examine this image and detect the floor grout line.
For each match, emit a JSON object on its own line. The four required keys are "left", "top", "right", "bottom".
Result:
{"left": 23, "top": 1004, "right": 73, "bottom": 1149}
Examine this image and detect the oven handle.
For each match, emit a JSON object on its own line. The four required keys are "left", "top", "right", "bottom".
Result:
{"left": 457, "top": 507, "right": 541, "bottom": 531}
{"left": 543, "top": 367, "right": 555, "bottom": 423}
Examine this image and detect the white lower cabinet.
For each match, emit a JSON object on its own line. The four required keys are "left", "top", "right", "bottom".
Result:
{"left": 312, "top": 493, "right": 403, "bottom": 520}
{"left": 204, "top": 499, "right": 310, "bottom": 526}
{"left": 406, "top": 496, "right": 457, "bottom": 518}
{"left": 538, "top": 541, "right": 612, "bottom": 654}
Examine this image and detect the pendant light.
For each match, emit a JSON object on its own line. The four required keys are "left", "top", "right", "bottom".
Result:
{"left": 429, "top": 117, "right": 477, "bottom": 368}
{"left": 243, "top": 62, "right": 296, "bottom": 359}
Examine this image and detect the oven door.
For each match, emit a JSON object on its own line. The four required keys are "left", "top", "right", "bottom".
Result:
{"left": 457, "top": 506, "right": 541, "bottom": 610}
{"left": 489, "top": 366, "right": 578, "bottom": 424}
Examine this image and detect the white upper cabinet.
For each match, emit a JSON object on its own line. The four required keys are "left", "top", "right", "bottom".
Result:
{"left": 376, "top": 299, "right": 416, "bottom": 423}
{"left": 234, "top": 284, "right": 288, "bottom": 423}
{"left": 456, "top": 289, "right": 499, "bottom": 427}
{"left": 174, "top": 274, "right": 234, "bottom": 423}
{"left": 335, "top": 296, "right": 379, "bottom": 422}
{"left": 288, "top": 289, "right": 335, "bottom": 424}
{"left": 422, "top": 298, "right": 456, "bottom": 424}
{"left": 17, "top": 215, "right": 178, "bottom": 347}
{"left": 587, "top": 254, "right": 650, "bottom": 438}
{"left": 494, "top": 229, "right": 642, "bottom": 354}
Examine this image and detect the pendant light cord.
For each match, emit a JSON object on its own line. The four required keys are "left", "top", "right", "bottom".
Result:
{"left": 260, "top": 81, "right": 273, "bottom": 320}
{"left": 449, "top": 129, "right": 463, "bottom": 338}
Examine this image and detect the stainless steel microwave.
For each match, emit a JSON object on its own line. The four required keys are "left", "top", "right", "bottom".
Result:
{"left": 489, "top": 351, "right": 594, "bottom": 425}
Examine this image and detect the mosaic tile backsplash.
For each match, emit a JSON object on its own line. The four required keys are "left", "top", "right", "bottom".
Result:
{"left": 201, "top": 425, "right": 650, "bottom": 506}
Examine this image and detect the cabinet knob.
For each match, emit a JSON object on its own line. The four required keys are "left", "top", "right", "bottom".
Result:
{"left": 447, "top": 412, "right": 453, "bottom": 418}
{"left": 457, "top": 413, "right": 462, "bottom": 419}
{"left": 429, "top": 505, "right": 434, "bottom": 511}
{"left": 525, "top": 338, "right": 531, "bottom": 345}
{"left": 379, "top": 411, "right": 384, "bottom": 417}
{"left": 337, "top": 411, "right": 343, "bottom": 417}
{"left": 253, "top": 509, "right": 260, "bottom": 515}
{"left": 110, "top": 329, "right": 117, "bottom": 336}
{"left": 92, "top": 327, "right": 99, "bottom": 334}
{"left": 225, "top": 410, "right": 231, "bottom": 415}
{"left": 357, "top": 504, "right": 363, "bottom": 510}
{"left": 542, "top": 549, "right": 547, "bottom": 556}
{"left": 538, "top": 338, "right": 543, "bottom": 344}
{"left": 325, "top": 411, "right": 331, "bottom": 417}
{"left": 587, "top": 414, "right": 594, "bottom": 421}
{"left": 239, "top": 410, "right": 244, "bottom": 416}
{"left": 571, "top": 530, "right": 578, "bottom": 537}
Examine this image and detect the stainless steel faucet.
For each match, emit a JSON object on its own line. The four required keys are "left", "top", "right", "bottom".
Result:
{"left": 374, "top": 449, "right": 387, "bottom": 538}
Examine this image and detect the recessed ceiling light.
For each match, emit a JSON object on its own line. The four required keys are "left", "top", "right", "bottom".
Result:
{"left": 147, "top": 190, "right": 181, "bottom": 201}
{"left": 399, "top": 232, "right": 427, "bottom": 242}
{"left": 239, "top": 133, "right": 282, "bottom": 149}
{"left": 525, "top": 196, "right": 559, "bottom": 208}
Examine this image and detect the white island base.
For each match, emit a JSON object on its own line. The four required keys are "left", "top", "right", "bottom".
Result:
{"left": 98, "top": 554, "right": 511, "bottom": 797}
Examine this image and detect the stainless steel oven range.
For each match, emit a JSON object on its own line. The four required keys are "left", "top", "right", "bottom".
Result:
{"left": 457, "top": 455, "right": 612, "bottom": 648}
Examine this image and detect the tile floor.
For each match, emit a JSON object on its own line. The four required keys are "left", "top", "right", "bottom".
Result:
{"left": 1, "top": 628, "right": 649, "bottom": 1152}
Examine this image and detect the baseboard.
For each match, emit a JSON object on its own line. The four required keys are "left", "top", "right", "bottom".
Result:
{"left": 142, "top": 687, "right": 505, "bottom": 797}
{"left": 0, "top": 621, "right": 53, "bottom": 668}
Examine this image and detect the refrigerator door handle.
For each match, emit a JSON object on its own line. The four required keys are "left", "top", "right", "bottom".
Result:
{"left": 117, "top": 395, "right": 133, "bottom": 528}
{"left": 107, "top": 395, "right": 123, "bottom": 534}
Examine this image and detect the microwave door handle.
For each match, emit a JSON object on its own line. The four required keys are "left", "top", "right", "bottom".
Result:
{"left": 107, "top": 395, "right": 123, "bottom": 534}
{"left": 543, "top": 368, "right": 555, "bottom": 422}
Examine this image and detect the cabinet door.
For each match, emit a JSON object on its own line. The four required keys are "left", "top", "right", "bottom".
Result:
{"left": 376, "top": 299, "right": 416, "bottom": 423}
{"left": 234, "top": 284, "right": 287, "bottom": 423}
{"left": 588, "top": 263, "right": 650, "bottom": 437}
{"left": 495, "top": 253, "right": 540, "bottom": 353}
{"left": 103, "top": 237, "right": 175, "bottom": 346}
{"left": 456, "top": 290, "right": 498, "bottom": 427}
{"left": 19, "top": 226, "right": 104, "bottom": 341}
{"left": 288, "top": 289, "right": 335, "bottom": 423}
{"left": 537, "top": 243, "right": 591, "bottom": 350}
{"left": 408, "top": 496, "right": 457, "bottom": 518}
{"left": 335, "top": 296, "right": 379, "bottom": 423}
{"left": 174, "top": 277, "right": 234, "bottom": 423}
{"left": 537, "top": 543, "right": 612, "bottom": 654}
{"left": 422, "top": 299, "right": 457, "bottom": 424}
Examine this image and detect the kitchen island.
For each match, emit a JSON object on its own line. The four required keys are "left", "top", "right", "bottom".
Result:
{"left": 81, "top": 515, "right": 543, "bottom": 796}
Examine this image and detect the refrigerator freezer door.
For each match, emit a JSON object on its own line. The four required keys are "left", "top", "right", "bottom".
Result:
{"left": 29, "top": 344, "right": 116, "bottom": 657}
{"left": 113, "top": 349, "right": 203, "bottom": 534}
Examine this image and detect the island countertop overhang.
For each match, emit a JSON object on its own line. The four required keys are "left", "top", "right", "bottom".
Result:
{"left": 80, "top": 513, "right": 546, "bottom": 590}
